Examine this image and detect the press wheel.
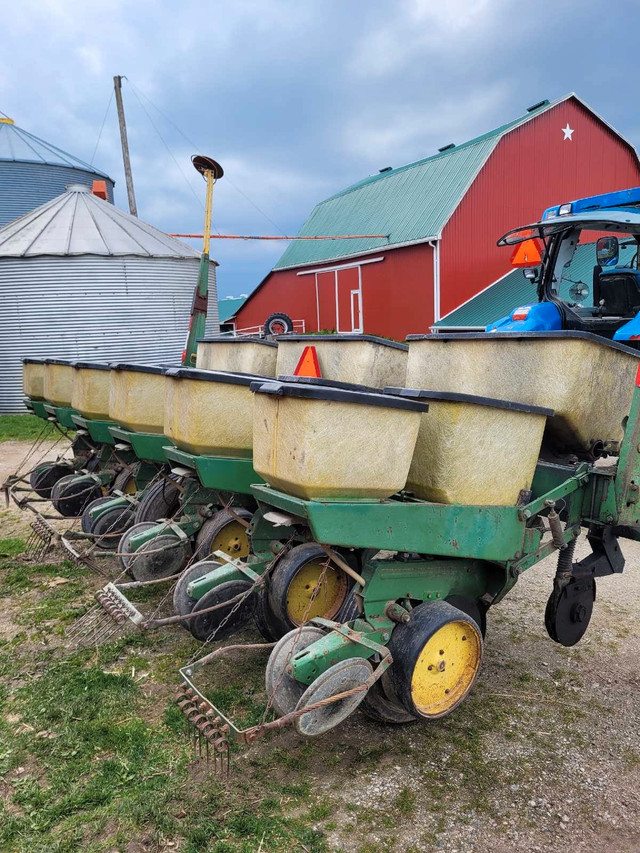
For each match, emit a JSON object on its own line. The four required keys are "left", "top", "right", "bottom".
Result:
{"left": 253, "top": 576, "right": 284, "bottom": 642}
{"left": 188, "top": 579, "right": 255, "bottom": 642}
{"left": 389, "top": 600, "right": 483, "bottom": 720}
{"left": 51, "top": 474, "right": 102, "bottom": 518}
{"left": 545, "top": 577, "right": 595, "bottom": 647}
{"left": 194, "top": 508, "right": 253, "bottom": 561}
{"left": 268, "top": 543, "right": 351, "bottom": 634}
{"left": 111, "top": 468, "right": 138, "bottom": 495}
{"left": 81, "top": 496, "right": 114, "bottom": 533}
{"left": 294, "top": 658, "right": 373, "bottom": 737}
{"left": 173, "top": 560, "right": 221, "bottom": 628}
{"left": 265, "top": 625, "right": 326, "bottom": 716}
{"left": 128, "top": 532, "right": 192, "bottom": 582}
{"left": 91, "top": 506, "right": 135, "bottom": 550}
{"left": 118, "top": 521, "right": 160, "bottom": 573}
{"left": 30, "top": 462, "right": 74, "bottom": 499}
{"left": 133, "top": 476, "right": 181, "bottom": 524}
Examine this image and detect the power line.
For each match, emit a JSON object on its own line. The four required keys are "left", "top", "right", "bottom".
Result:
{"left": 126, "top": 81, "right": 222, "bottom": 237}
{"left": 126, "top": 79, "right": 288, "bottom": 236}
{"left": 90, "top": 90, "right": 114, "bottom": 165}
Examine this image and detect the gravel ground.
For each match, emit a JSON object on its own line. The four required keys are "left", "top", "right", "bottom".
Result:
{"left": 0, "top": 438, "right": 638, "bottom": 852}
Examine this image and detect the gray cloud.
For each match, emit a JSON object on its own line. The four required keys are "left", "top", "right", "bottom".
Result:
{"left": 2, "top": 0, "right": 638, "bottom": 296}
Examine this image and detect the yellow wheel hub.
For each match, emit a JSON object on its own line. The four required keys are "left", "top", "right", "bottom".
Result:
{"left": 210, "top": 521, "right": 250, "bottom": 559}
{"left": 123, "top": 475, "right": 137, "bottom": 495}
{"left": 286, "top": 558, "right": 348, "bottom": 626}
{"left": 411, "top": 620, "right": 481, "bottom": 717}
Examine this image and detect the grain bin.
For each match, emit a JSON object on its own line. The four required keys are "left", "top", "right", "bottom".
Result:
{"left": 386, "top": 388, "right": 552, "bottom": 505}
{"left": 251, "top": 378, "right": 426, "bottom": 500}
{"left": 196, "top": 337, "right": 277, "bottom": 376}
{"left": 0, "top": 184, "right": 218, "bottom": 413}
{"left": 163, "top": 368, "right": 259, "bottom": 457}
{"left": 406, "top": 332, "right": 639, "bottom": 454}
{"left": 275, "top": 335, "right": 407, "bottom": 388}
{"left": 0, "top": 117, "right": 114, "bottom": 227}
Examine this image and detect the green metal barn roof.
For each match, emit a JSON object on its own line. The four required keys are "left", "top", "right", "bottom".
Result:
{"left": 433, "top": 240, "right": 635, "bottom": 329}
{"left": 218, "top": 296, "right": 247, "bottom": 322}
{"left": 274, "top": 96, "right": 572, "bottom": 271}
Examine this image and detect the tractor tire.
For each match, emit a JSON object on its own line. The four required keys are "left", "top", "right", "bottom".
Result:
{"left": 263, "top": 312, "right": 294, "bottom": 336}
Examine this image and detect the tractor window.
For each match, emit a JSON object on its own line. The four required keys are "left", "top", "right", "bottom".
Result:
{"left": 556, "top": 231, "right": 640, "bottom": 308}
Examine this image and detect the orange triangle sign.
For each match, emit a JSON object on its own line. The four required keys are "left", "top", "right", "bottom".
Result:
{"left": 511, "top": 237, "right": 542, "bottom": 268}
{"left": 294, "top": 345, "right": 322, "bottom": 378}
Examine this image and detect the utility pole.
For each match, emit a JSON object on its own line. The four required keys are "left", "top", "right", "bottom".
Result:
{"left": 113, "top": 75, "right": 137, "bottom": 216}
{"left": 182, "top": 155, "right": 224, "bottom": 364}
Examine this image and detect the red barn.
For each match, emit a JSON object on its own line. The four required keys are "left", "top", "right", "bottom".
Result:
{"left": 234, "top": 94, "right": 640, "bottom": 339}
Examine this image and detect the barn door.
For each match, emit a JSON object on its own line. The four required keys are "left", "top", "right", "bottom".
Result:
{"left": 316, "top": 271, "right": 337, "bottom": 331}
{"left": 336, "top": 267, "right": 362, "bottom": 333}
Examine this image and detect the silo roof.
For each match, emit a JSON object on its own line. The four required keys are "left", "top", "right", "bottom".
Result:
{"left": 0, "top": 117, "right": 112, "bottom": 179}
{"left": 0, "top": 184, "right": 202, "bottom": 258}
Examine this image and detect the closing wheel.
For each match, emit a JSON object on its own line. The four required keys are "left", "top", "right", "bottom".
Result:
{"left": 360, "top": 672, "right": 417, "bottom": 725}
{"left": 134, "top": 476, "right": 181, "bottom": 524}
{"left": 91, "top": 506, "right": 135, "bottom": 550}
{"left": 81, "top": 496, "right": 115, "bottom": 533}
{"left": 118, "top": 521, "right": 160, "bottom": 573}
{"left": 545, "top": 577, "right": 595, "bottom": 647}
{"left": 188, "top": 579, "right": 255, "bottom": 642}
{"left": 128, "top": 533, "right": 193, "bottom": 582}
{"left": 265, "top": 625, "right": 326, "bottom": 716}
{"left": 173, "top": 560, "right": 221, "bottom": 628}
{"left": 389, "top": 600, "right": 483, "bottom": 720}
{"left": 51, "top": 474, "right": 102, "bottom": 518}
{"left": 268, "top": 543, "right": 351, "bottom": 634}
{"left": 30, "top": 462, "right": 74, "bottom": 499}
{"left": 294, "top": 658, "right": 373, "bottom": 737}
{"left": 194, "top": 508, "right": 253, "bottom": 561}
{"left": 253, "top": 576, "right": 284, "bottom": 642}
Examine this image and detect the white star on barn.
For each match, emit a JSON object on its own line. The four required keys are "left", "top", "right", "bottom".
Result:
{"left": 562, "top": 123, "right": 575, "bottom": 141}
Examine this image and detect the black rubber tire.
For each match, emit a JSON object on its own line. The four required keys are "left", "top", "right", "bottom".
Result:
{"left": 91, "top": 506, "right": 136, "bottom": 551}
{"left": 193, "top": 507, "right": 253, "bottom": 562}
{"left": 188, "top": 579, "right": 255, "bottom": 642}
{"left": 263, "top": 312, "right": 294, "bottom": 336}
{"left": 128, "top": 533, "right": 192, "bottom": 582}
{"left": 51, "top": 474, "right": 102, "bottom": 518}
{"left": 81, "top": 496, "right": 116, "bottom": 533}
{"left": 30, "top": 462, "right": 74, "bottom": 499}
{"left": 172, "top": 560, "right": 221, "bottom": 629}
{"left": 111, "top": 467, "right": 137, "bottom": 495}
{"left": 360, "top": 675, "right": 417, "bottom": 725}
{"left": 253, "top": 576, "right": 285, "bottom": 642}
{"left": 445, "top": 595, "right": 487, "bottom": 638}
{"left": 268, "top": 542, "right": 353, "bottom": 635}
{"left": 388, "top": 600, "right": 483, "bottom": 721}
{"left": 134, "top": 476, "right": 181, "bottom": 524}
{"left": 337, "top": 586, "right": 362, "bottom": 622}
{"left": 118, "top": 521, "right": 162, "bottom": 573}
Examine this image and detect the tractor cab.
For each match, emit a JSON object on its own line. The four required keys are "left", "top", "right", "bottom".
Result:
{"left": 487, "top": 187, "right": 640, "bottom": 344}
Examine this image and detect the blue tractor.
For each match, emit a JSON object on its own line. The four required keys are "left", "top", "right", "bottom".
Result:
{"left": 487, "top": 186, "right": 640, "bottom": 344}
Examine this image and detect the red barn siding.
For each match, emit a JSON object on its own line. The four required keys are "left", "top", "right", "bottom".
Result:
{"left": 235, "top": 242, "right": 434, "bottom": 340}
{"left": 440, "top": 100, "right": 640, "bottom": 318}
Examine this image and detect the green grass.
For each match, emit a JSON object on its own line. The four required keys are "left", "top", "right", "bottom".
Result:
{"left": 0, "top": 414, "right": 55, "bottom": 442}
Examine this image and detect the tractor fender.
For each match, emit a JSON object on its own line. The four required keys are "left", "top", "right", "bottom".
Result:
{"left": 486, "top": 301, "right": 562, "bottom": 332}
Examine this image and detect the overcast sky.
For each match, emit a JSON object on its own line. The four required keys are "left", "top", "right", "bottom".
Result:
{"left": 2, "top": 0, "right": 640, "bottom": 299}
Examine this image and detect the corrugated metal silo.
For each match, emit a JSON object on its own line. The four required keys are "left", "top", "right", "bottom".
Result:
{"left": 0, "top": 184, "right": 219, "bottom": 412}
{"left": 0, "top": 117, "right": 115, "bottom": 227}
